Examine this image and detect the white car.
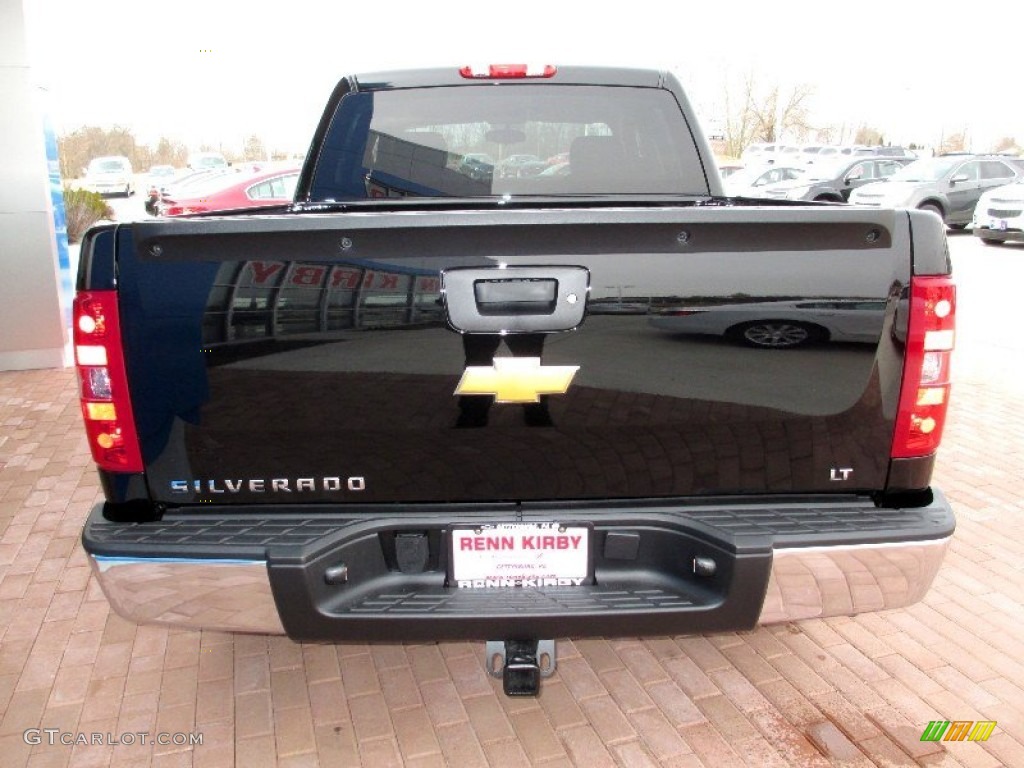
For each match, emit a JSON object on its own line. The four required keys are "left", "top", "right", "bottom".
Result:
{"left": 816, "top": 145, "right": 871, "bottom": 162}
{"left": 723, "top": 165, "right": 805, "bottom": 197}
{"left": 649, "top": 299, "right": 885, "bottom": 348}
{"left": 188, "top": 151, "right": 230, "bottom": 170}
{"left": 740, "top": 143, "right": 802, "bottom": 166}
{"left": 740, "top": 142, "right": 776, "bottom": 164}
{"left": 82, "top": 156, "right": 135, "bottom": 197}
{"left": 971, "top": 176, "right": 1024, "bottom": 245}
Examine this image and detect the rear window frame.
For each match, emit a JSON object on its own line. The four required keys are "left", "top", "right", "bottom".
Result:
{"left": 306, "top": 83, "right": 711, "bottom": 202}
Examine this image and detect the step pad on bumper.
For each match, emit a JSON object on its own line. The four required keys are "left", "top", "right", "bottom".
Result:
{"left": 83, "top": 492, "right": 955, "bottom": 641}
{"left": 347, "top": 585, "right": 695, "bottom": 613}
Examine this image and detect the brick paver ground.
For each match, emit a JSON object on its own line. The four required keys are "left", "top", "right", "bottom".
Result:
{"left": 1, "top": 235, "right": 1022, "bottom": 766}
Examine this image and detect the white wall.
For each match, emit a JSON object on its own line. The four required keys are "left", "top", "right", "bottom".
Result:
{"left": 0, "top": 0, "right": 67, "bottom": 370}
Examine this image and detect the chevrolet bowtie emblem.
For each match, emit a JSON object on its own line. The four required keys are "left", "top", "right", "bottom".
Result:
{"left": 454, "top": 357, "right": 579, "bottom": 403}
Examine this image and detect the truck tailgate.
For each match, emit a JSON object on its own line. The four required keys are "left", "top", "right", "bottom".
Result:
{"left": 117, "top": 205, "right": 912, "bottom": 507}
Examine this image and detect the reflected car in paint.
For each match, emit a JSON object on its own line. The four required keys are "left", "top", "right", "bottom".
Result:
{"left": 649, "top": 298, "right": 886, "bottom": 348}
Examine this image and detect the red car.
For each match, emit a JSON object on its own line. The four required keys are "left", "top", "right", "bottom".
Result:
{"left": 160, "top": 167, "right": 300, "bottom": 216}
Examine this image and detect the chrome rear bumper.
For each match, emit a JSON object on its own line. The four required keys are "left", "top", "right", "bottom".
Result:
{"left": 89, "top": 556, "right": 286, "bottom": 634}
{"left": 88, "top": 534, "right": 952, "bottom": 635}
{"left": 758, "top": 536, "right": 950, "bottom": 624}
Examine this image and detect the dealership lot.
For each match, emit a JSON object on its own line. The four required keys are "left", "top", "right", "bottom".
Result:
{"left": 1, "top": 233, "right": 1022, "bottom": 767}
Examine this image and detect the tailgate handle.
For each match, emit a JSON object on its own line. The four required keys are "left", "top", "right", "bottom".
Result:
{"left": 442, "top": 266, "right": 589, "bottom": 334}
{"left": 474, "top": 278, "right": 557, "bottom": 316}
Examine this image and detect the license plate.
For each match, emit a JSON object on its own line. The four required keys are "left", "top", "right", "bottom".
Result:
{"left": 449, "top": 523, "right": 591, "bottom": 588}
{"left": 991, "top": 218, "right": 1008, "bottom": 231}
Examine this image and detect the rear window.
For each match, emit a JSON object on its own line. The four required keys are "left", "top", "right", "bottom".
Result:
{"left": 248, "top": 173, "right": 299, "bottom": 200}
{"left": 308, "top": 84, "right": 707, "bottom": 200}
{"left": 192, "top": 155, "right": 228, "bottom": 169}
{"left": 90, "top": 159, "right": 128, "bottom": 173}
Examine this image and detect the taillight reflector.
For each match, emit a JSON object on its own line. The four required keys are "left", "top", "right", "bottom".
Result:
{"left": 74, "top": 291, "right": 143, "bottom": 472}
{"left": 85, "top": 402, "right": 118, "bottom": 421}
{"left": 76, "top": 345, "right": 108, "bottom": 366}
{"left": 891, "top": 276, "right": 955, "bottom": 459}
{"left": 459, "top": 64, "right": 556, "bottom": 79}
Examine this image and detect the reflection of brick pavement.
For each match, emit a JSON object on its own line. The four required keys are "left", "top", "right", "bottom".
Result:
{"left": 1, "top": 362, "right": 1023, "bottom": 766}
{"left": 180, "top": 366, "right": 889, "bottom": 502}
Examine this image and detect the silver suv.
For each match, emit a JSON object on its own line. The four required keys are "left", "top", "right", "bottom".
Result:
{"left": 849, "top": 154, "right": 1024, "bottom": 228}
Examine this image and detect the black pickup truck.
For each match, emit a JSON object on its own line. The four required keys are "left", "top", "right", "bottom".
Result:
{"left": 76, "top": 65, "right": 955, "bottom": 695}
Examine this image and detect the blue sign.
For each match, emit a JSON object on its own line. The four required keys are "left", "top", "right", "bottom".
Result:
{"left": 41, "top": 106, "right": 72, "bottom": 328}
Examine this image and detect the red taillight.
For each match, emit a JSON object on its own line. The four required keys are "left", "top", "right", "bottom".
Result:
{"left": 459, "top": 64, "right": 556, "bottom": 79}
{"left": 74, "top": 291, "right": 143, "bottom": 472}
{"left": 891, "top": 276, "right": 955, "bottom": 458}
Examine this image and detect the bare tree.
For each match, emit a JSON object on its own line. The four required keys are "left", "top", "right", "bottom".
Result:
{"left": 721, "top": 74, "right": 759, "bottom": 158}
{"left": 992, "top": 136, "right": 1020, "bottom": 154}
{"left": 152, "top": 137, "right": 188, "bottom": 167}
{"left": 854, "top": 125, "right": 884, "bottom": 146}
{"left": 243, "top": 134, "right": 267, "bottom": 162}
{"left": 939, "top": 131, "right": 967, "bottom": 155}
{"left": 722, "top": 73, "right": 815, "bottom": 157}
{"left": 58, "top": 125, "right": 140, "bottom": 178}
{"left": 771, "top": 83, "right": 815, "bottom": 143}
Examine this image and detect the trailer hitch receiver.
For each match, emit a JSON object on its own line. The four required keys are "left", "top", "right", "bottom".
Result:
{"left": 485, "top": 639, "right": 556, "bottom": 696}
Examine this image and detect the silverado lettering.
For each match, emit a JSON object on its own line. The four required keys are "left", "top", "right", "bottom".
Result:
{"left": 76, "top": 66, "right": 955, "bottom": 696}
{"left": 169, "top": 477, "right": 366, "bottom": 494}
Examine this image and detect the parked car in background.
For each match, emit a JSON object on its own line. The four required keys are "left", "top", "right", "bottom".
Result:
{"left": 971, "top": 176, "right": 1024, "bottom": 245}
{"left": 718, "top": 162, "right": 744, "bottom": 179}
{"left": 456, "top": 153, "right": 495, "bottom": 181}
{"left": 158, "top": 167, "right": 240, "bottom": 202}
{"left": 800, "top": 145, "right": 825, "bottom": 163}
{"left": 740, "top": 142, "right": 776, "bottom": 164}
{"left": 497, "top": 154, "right": 541, "bottom": 178}
{"left": 759, "top": 156, "right": 913, "bottom": 201}
{"left": 815, "top": 145, "right": 868, "bottom": 162}
{"left": 872, "top": 146, "right": 917, "bottom": 159}
{"left": 723, "top": 165, "right": 805, "bottom": 196}
{"left": 143, "top": 165, "right": 180, "bottom": 214}
{"left": 160, "top": 166, "right": 299, "bottom": 216}
{"left": 650, "top": 298, "right": 886, "bottom": 348}
{"left": 82, "top": 156, "right": 135, "bottom": 197}
{"left": 146, "top": 164, "right": 177, "bottom": 182}
{"left": 775, "top": 145, "right": 803, "bottom": 165}
{"left": 539, "top": 161, "right": 570, "bottom": 177}
{"left": 850, "top": 154, "right": 1024, "bottom": 228}
{"left": 187, "top": 151, "right": 230, "bottom": 171}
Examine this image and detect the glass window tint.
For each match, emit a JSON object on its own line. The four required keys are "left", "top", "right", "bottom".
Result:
{"left": 877, "top": 160, "right": 902, "bottom": 177}
{"left": 248, "top": 174, "right": 299, "bottom": 200}
{"left": 846, "top": 162, "right": 870, "bottom": 181}
{"left": 248, "top": 180, "right": 272, "bottom": 199}
{"left": 980, "top": 161, "right": 1014, "bottom": 180}
{"left": 955, "top": 162, "right": 980, "bottom": 181}
{"left": 310, "top": 85, "right": 707, "bottom": 200}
